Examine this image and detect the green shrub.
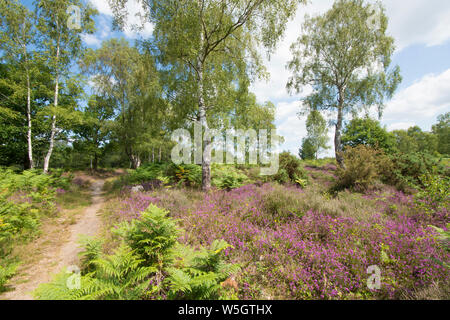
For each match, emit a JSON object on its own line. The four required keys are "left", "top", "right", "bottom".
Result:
{"left": 334, "top": 145, "right": 385, "bottom": 191}
{"left": 77, "top": 236, "right": 104, "bottom": 274}
{"left": 114, "top": 204, "right": 180, "bottom": 268}
{"left": 273, "top": 168, "right": 290, "bottom": 184}
{"left": 34, "top": 245, "right": 156, "bottom": 300}
{"left": 35, "top": 204, "right": 240, "bottom": 300}
{"left": 273, "top": 152, "right": 309, "bottom": 185}
{"left": 114, "top": 163, "right": 202, "bottom": 189}
{"left": 0, "top": 262, "right": 17, "bottom": 291}
{"left": 212, "top": 165, "right": 249, "bottom": 190}
{"left": 381, "top": 152, "right": 448, "bottom": 190}
{"left": 168, "top": 163, "right": 202, "bottom": 187}
{"left": 414, "top": 175, "right": 450, "bottom": 214}
{"left": 166, "top": 240, "right": 240, "bottom": 299}
{"left": 0, "top": 169, "right": 58, "bottom": 255}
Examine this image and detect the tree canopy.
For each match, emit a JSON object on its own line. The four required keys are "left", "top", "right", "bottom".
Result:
{"left": 287, "top": 0, "right": 401, "bottom": 165}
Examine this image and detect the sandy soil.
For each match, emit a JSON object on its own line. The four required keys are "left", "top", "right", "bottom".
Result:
{"left": 1, "top": 180, "right": 105, "bottom": 300}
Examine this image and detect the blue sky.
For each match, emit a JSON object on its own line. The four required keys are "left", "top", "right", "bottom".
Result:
{"left": 24, "top": 0, "right": 450, "bottom": 157}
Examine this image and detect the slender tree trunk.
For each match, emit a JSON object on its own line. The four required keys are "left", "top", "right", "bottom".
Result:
{"left": 197, "top": 63, "right": 211, "bottom": 191}
{"left": 159, "top": 146, "right": 162, "bottom": 162}
{"left": 44, "top": 34, "right": 60, "bottom": 174}
{"left": 22, "top": 40, "right": 34, "bottom": 169}
{"left": 130, "top": 154, "right": 141, "bottom": 169}
{"left": 44, "top": 115, "right": 57, "bottom": 174}
{"left": 152, "top": 147, "right": 155, "bottom": 163}
{"left": 335, "top": 90, "right": 345, "bottom": 167}
{"left": 93, "top": 154, "right": 98, "bottom": 171}
{"left": 26, "top": 72, "right": 34, "bottom": 169}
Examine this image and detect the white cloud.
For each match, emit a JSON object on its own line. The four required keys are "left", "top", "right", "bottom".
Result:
{"left": 277, "top": 69, "right": 450, "bottom": 155}
{"left": 249, "top": 0, "right": 450, "bottom": 155}
{"left": 381, "top": 0, "right": 450, "bottom": 50}
{"left": 276, "top": 101, "right": 307, "bottom": 155}
{"left": 383, "top": 68, "right": 450, "bottom": 126}
{"left": 89, "top": 0, "right": 153, "bottom": 39}
{"left": 81, "top": 33, "right": 102, "bottom": 47}
{"left": 250, "top": 0, "right": 333, "bottom": 104}
{"left": 86, "top": 0, "right": 449, "bottom": 157}
{"left": 89, "top": 0, "right": 113, "bottom": 16}
{"left": 387, "top": 122, "right": 416, "bottom": 131}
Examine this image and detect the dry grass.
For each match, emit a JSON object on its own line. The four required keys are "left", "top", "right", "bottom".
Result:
{"left": 262, "top": 183, "right": 381, "bottom": 223}
{"left": 401, "top": 280, "right": 450, "bottom": 300}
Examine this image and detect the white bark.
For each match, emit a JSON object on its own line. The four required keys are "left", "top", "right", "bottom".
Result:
{"left": 26, "top": 70, "right": 33, "bottom": 169}
{"left": 44, "top": 33, "right": 60, "bottom": 174}
{"left": 22, "top": 36, "right": 34, "bottom": 169}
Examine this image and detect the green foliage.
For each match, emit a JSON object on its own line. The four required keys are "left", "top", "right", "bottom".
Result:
{"left": 166, "top": 240, "right": 240, "bottom": 300}
{"left": 211, "top": 165, "right": 249, "bottom": 190}
{"left": 34, "top": 245, "right": 156, "bottom": 300}
{"left": 118, "top": 162, "right": 255, "bottom": 191}
{"left": 0, "top": 168, "right": 59, "bottom": 255}
{"left": 415, "top": 175, "right": 450, "bottom": 214}
{"left": 77, "top": 236, "right": 104, "bottom": 274}
{"left": 83, "top": 244, "right": 156, "bottom": 300}
{"left": 299, "top": 137, "right": 317, "bottom": 160}
{"left": 299, "top": 110, "right": 329, "bottom": 160}
{"left": 334, "top": 145, "right": 385, "bottom": 191}
{"left": 118, "top": 163, "right": 202, "bottom": 189}
{"left": 35, "top": 204, "right": 239, "bottom": 300}
{"left": 432, "top": 112, "right": 449, "bottom": 156}
{"left": 114, "top": 204, "right": 180, "bottom": 268}
{"left": 381, "top": 152, "right": 447, "bottom": 190}
{"left": 273, "top": 152, "right": 309, "bottom": 185}
{"left": 287, "top": 0, "right": 401, "bottom": 164}
{"left": 342, "top": 117, "right": 395, "bottom": 152}
{"left": 168, "top": 164, "right": 202, "bottom": 188}
{"left": 0, "top": 262, "right": 17, "bottom": 291}
{"left": 72, "top": 95, "right": 115, "bottom": 170}
{"left": 392, "top": 126, "right": 439, "bottom": 155}
{"left": 80, "top": 38, "right": 165, "bottom": 170}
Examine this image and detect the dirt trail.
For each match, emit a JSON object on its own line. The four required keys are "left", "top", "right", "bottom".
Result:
{"left": 1, "top": 180, "right": 105, "bottom": 300}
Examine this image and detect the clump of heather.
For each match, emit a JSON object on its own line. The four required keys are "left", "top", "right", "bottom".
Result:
{"left": 56, "top": 188, "right": 66, "bottom": 194}
{"left": 114, "top": 183, "right": 449, "bottom": 300}
{"left": 365, "top": 189, "right": 449, "bottom": 228}
{"left": 117, "top": 192, "right": 160, "bottom": 221}
{"left": 182, "top": 185, "right": 448, "bottom": 299}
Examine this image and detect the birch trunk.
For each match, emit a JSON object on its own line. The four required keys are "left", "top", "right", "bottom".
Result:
{"left": 22, "top": 39, "right": 34, "bottom": 169}
{"left": 335, "top": 88, "right": 345, "bottom": 167}
{"left": 197, "top": 62, "right": 211, "bottom": 191}
{"left": 43, "top": 34, "right": 60, "bottom": 174}
{"left": 26, "top": 71, "right": 33, "bottom": 169}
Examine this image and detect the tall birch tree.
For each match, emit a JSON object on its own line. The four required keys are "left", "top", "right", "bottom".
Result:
{"left": 35, "top": 0, "right": 96, "bottom": 173}
{"left": 109, "top": 0, "right": 306, "bottom": 190}
{"left": 287, "top": 0, "right": 401, "bottom": 166}
{"left": 0, "top": 0, "right": 38, "bottom": 168}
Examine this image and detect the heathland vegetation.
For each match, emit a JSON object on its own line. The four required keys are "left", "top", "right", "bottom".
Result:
{"left": 0, "top": 0, "right": 448, "bottom": 300}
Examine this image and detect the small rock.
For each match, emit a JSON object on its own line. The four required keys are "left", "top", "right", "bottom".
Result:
{"left": 131, "top": 185, "right": 144, "bottom": 193}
